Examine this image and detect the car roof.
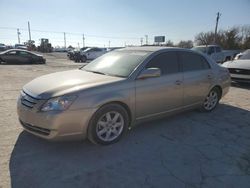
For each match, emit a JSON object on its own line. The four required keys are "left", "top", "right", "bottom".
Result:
{"left": 5, "top": 49, "right": 29, "bottom": 52}
{"left": 118, "top": 46, "right": 182, "bottom": 52}
{"left": 3, "top": 49, "right": 30, "bottom": 53}
{"left": 0, "top": 49, "right": 42, "bottom": 56}
{"left": 194, "top": 45, "right": 220, "bottom": 48}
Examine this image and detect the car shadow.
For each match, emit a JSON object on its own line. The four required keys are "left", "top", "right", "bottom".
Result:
{"left": 9, "top": 104, "right": 250, "bottom": 188}
{"left": 231, "top": 82, "right": 250, "bottom": 90}
{"left": 0, "top": 62, "right": 45, "bottom": 65}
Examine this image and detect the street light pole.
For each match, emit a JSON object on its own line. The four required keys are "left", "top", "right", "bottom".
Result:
{"left": 28, "top": 21, "right": 31, "bottom": 41}
{"left": 17, "top": 29, "right": 21, "bottom": 44}
{"left": 82, "top": 34, "right": 85, "bottom": 47}
{"left": 145, "top": 35, "right": 148, "bottom": 45}
{"left": 64, "top": 32, "right": 66, "bottom": 48}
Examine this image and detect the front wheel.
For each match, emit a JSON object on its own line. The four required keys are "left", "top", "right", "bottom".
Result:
{"left": 201, "top": 88, "right": 220, "bottom": 112}
{"left": 87, "top": 104, "right": 129, "bottom": 145}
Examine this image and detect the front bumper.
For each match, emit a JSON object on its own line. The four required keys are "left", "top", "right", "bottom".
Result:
{"left": 17, "top": 97, "right": 97, "bottom": 141}
{"left": 230, "top": 73, "right": 250, "bottom": 83}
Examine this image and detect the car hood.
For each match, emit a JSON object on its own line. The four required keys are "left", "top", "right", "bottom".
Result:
{"left": 222, "top": 60, "right": 250, "bottom": 69}
{"left": 23, "top": 69, "right": 125, "bottom": 99}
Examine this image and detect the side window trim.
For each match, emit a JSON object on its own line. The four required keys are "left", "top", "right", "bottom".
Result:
{"left": 200, "top": 56, "right": 211, "bottom": 69}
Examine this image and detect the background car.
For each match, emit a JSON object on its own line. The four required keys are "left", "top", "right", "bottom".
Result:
{"left": 67, "top": 47, "right": 88, "bottom": 61}
{"left": 0, "top": 49, "right": 46, "bottom": 64}
{"left": 14, "top": 44, "right": 28, "bottom": 50}
{"left": 222, "top": 49, "right": 250, "bottom": 83}
{"left": 192, "top": 45, "right": 241, "bottom": 63}
{"left": 79, "top": 47, "right": 107, "bottom": 62}
{"left": 0, "top": 43, "right": 7, "bottom": 51}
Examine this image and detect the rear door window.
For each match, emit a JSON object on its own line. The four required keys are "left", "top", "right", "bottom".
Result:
{"left": 7, "top": 51, "right": 17, "bottom": 55}
{"left": 179, "top": 51, "right": 210, "bottom": 72}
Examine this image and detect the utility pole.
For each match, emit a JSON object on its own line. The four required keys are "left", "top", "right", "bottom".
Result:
{"left": 28, "top": 21, "right": 31, "bottom": 41}
{"left": 140, "top": 38, "right": 143, "bottom": 46}
{"left": 64, "top": 32, "right": 66, "bottom": 48}
{"left": 17, "top": 29, "right": 21, "bottom": 44}
{"left": 145, "top": 35, "right": 148, "bottom": 45}
{"left": 214, "top": 12, "right": 221, "bottom": 44}
{"left": 108, "top": 40, "right": 111, "bottom": 48}
{"left": 82, "top": 34, "right": 85, "bottom": 47}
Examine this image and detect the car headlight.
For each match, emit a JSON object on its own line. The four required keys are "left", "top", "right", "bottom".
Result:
{"left": 40, "top": 95, "right": 77, "bottom": 112}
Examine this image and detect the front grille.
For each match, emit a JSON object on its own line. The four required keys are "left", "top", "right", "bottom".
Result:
{"left": 228, "top": 68, "right": 250, "bottom": 75}
{"left": 20, "top": 91, "right": 39, "bottom": 108}
{"left": 231, "top": 77, "right": 250, "bottom": 82}
{"left": 20, "top": 120, "right": 51, "bottom": 136}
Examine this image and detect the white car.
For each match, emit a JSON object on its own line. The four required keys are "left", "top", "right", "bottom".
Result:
{"left": 80, "top": 47, "right": 107, "bottom": 62}
{"left": 222, "top": 49, "right": 250, "bottom": 83}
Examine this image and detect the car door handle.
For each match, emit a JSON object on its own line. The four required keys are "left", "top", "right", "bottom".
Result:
{"left": 175, "top": 80, "right": 182, "bottom": 85}
{"left": 207, "top": 74, "right": 213, "bottom": 79}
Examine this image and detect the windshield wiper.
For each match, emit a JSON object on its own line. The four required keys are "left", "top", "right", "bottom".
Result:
{"left": 83, "top": 69, "right": 126, "bottom": 78}
{"left": 91, "top": 71, "right": 106, "bottom": 75}
{"left": 83, "top": 69, "right": 106, "bottom": 75}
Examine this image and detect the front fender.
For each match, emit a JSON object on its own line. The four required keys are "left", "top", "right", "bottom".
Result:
{"left": 70, "top": 82, "right": 136, "bottom": 122}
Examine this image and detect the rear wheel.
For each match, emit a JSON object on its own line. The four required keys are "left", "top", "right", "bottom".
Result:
{"left": 88, "top": 104, "right": 129, "bottom": 145}
{"left": 81, "top": 55, "right": 87, "bottom": 62}
{"left": 201, "top": 87, "right": 220, "bottom": 112}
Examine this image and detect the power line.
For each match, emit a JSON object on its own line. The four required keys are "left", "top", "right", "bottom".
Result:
{"left": 0, "top": 27, "right": 141, "bottom": 40}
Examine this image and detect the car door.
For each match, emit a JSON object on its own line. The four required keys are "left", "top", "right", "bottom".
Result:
{"left": 94, "top": 48, "right": 104, "bottom": 59}
{"left": 179, "top": 51, "right": 213, "bottom": 106}
{"left": 208, "top": 47, "right": 218, "bottom": 62}
{"left": 135, "top": 51, "right": 183, "bottom": 119}
{"left": 1, "top": 50, "right": 18, "bottom": 63}
{"left": 87, "top": 48, "right": 96, "bottom": 59}
{"left": 17, "top": 51, "right": 32, "bottom": 63}
{"left": 215, "top": 47, "right": 224, "bottom": 62}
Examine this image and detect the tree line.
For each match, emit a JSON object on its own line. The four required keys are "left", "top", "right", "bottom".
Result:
{"left": 166, "top": 25, "right": 250, "bottom": 50}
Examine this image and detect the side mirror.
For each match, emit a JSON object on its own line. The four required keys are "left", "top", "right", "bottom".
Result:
{"left": 137, "top": 68, "right": 161, "bottom": 79}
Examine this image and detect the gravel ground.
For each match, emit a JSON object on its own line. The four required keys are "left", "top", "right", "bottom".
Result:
{"left": 0, "top": 52, "right": 250, "bottom": 188}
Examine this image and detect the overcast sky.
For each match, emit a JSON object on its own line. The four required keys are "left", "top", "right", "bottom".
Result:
{"left": 0, "top": 0, "right": 249, "bottom": 47}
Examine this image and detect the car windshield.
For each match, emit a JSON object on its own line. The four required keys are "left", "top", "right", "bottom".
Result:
{"left": 81, "top": 51, "right": 149, "bottom": 77}
{"left": 239, "top": 50, "right": 250, "bottom": 60}
{"left": 192, "top": 47, "right": 207, "bottom": 53}
{"left": 83, "top": 48, "right": 93, "bottom": 52}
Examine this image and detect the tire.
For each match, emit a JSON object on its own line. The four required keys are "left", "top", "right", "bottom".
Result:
{"left": 225, "top": 56, "right": 231, "bottom": 61}
{"left": 201, "top": 87, "right": 220, "bottom": 112}
{"left": 81, "top": 55, "right": 87, "bottom": 62}
{"left": 88, "top": 103, "right": 129, "bottom": 145}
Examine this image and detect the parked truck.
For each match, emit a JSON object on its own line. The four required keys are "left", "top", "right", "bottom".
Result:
{"left": 192, "top": 45, "right": 241, "bottom": 63}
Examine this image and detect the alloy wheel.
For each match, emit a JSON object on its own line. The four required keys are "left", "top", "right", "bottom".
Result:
{"left": 203, "top": 90, "right": 218, "bottom": 111}
{"left": 96, "top": 111, "right": 124, "bottom": 142}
